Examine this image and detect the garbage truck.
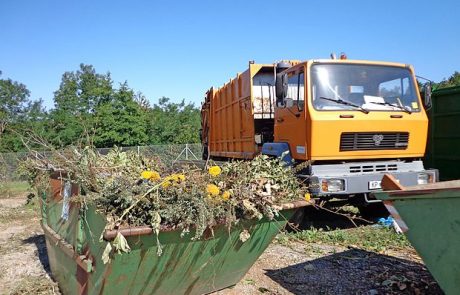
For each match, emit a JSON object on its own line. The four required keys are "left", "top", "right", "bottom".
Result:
{"left": 200, "top": 57, "right": 438, "bottom": 201}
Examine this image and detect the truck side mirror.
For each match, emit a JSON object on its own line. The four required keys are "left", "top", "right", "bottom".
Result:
{"left": 424, "top": 83, "right": 432, "bottom": 110}
{"left": 276, "top": 73, "right": 288, "bottom": 105}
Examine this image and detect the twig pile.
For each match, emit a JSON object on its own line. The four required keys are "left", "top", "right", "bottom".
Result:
{"left": 21, "top": 147, "right": 306, "bottom": 240}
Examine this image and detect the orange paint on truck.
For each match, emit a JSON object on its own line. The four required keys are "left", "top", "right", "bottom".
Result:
{"left": 202, "top": 59, "right": 428, "bottom": 162}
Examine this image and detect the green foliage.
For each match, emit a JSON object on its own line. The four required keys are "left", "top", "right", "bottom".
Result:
{"left": 0, "top": 72, "right": 30, "bottom": 133}
{"left": 435, "top": 71, "right": 460, "bottom": 89}
{"left": 283, "top": 226, "right": 411, "bottom": 252}
{"left": 46, "top": 64, "right": 201, "bottom": 148}
{"left": 148, "top": 97, "right": 201, "bottom": 144}
{"left": 1, "top": 64, "right": 202, "bottom": 151}
{"left": 0, "top": 72, "right": 47, "bottom": 152}
{"left": 93, "top": 82, "right": 148, "bottom": 147}
{"left": 48, "top": 64, "right": 114, "bottom": 147}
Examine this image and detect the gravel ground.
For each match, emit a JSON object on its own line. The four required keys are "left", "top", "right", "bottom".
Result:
{"left": 0, "top": 194, "right": 443, "bottom": 295}
{"left": 216, "top": 241, "right": 442, "bottom": 295}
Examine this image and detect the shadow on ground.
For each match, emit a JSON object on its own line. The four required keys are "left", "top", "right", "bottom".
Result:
{"left": 265, "top": 248, "right": 442, "bottom": 295}
{"left": 290, "top": 205, "right": 376, "bottom": 232}
{"left": 23, "top": 234, "right": 51, "bottom": 275}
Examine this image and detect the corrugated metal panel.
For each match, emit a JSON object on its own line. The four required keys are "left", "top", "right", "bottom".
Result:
{"left": 205, "top": 64, "right": 276, "bottom": 159}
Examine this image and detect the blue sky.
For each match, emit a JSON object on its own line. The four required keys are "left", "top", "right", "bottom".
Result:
{"left": 1, "top": 0, "right": 459, "bottom": 110}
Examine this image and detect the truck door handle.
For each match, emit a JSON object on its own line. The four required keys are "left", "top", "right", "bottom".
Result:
{"left": 276, "top": 118, "right": 284, "bottom": 123}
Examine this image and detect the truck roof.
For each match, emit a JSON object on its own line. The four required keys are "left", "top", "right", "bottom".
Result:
{"left": 308, "top": 59, "right": 410, "bottom": 68}
{"left": 247, "top": 59, "right": 409, "bottom": 67}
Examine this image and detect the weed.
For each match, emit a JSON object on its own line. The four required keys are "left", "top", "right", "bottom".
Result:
{"left": 285, "top": 226, "right": 411, "bottom": 252}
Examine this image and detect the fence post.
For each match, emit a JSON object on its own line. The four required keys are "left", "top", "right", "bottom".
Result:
{"left": 185, "top": 144, "right": 189, "bottom": 160}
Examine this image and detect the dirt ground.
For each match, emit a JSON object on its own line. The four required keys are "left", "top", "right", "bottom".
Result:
{"left": 0, "top": 193, "right": 442, "bottom": 295}
{"left": 217, "top": 242, "right": 441, "bottom": 295}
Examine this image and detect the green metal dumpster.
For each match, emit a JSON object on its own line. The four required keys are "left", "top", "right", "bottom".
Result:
{"left": 425, "top": 86, "right": 460, "bottom": 180}
{"left": 41, "top": 174, "right": 308, "bottom": 295}
{"left": 374, "top": 176, "right": 460, "bottom": 295}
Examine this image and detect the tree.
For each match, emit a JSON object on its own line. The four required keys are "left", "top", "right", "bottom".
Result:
{"left": 0, "top": 71, "right": 30, "bottom": 136}
{"left": 0, "top": 98, "right": 48, "bottom": 152}
{"left": 49, "top": 64, "right": 113, "bottom": 147}
{"left": 93, "top": 82, "right": 148, "bottom": 147}
{"left": 436, "top": 71, "right": 460, "bottom": 89}
{"left": 1, "top": 64, "right": 203, "bottom": 151}
{"left": 148, "top": 97, "right": 201, "bottom": 144}
{"left": 0, "top": 72, "right": 49, "bottom": 152}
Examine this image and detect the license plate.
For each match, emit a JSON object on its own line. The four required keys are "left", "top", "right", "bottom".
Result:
{"left": 368, "top": 181, "right": 382, "bottom": 190}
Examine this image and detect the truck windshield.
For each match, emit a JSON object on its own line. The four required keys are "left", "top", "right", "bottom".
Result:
{"left": 311, "top": 64, "right": 420, "bottom": 112}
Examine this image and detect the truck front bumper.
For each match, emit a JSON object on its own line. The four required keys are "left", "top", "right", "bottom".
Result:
{"left": 307, "top": 160, "right": 438, "bottom": 196}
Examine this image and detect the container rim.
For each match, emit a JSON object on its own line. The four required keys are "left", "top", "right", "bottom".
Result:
{"left": 374, "top": 179, "right": 460, "bottom": 200}
{"left": 102, "top": 199, "right": 311, "bottom": 241}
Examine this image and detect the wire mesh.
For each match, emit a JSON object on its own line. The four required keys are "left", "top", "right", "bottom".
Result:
{"left": 0, "top": 144, "right": 203, "bottom": 181}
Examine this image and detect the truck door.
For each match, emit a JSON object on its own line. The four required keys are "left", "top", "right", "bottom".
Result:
{"left": 274, "top": 69, "right": 307, "bottom": 160}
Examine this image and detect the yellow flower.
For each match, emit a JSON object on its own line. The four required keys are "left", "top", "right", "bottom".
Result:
{"left": 149, "top": 171, "right": 161, "bottom": 181}
{"left": 141, "top": 170, "right": 161, "bottom": 181}
{"left": 208, "top": 166, "right": 222, "bottom": 177}
{"left": 304, "top": 192, "right": 311, "bottom": 202}
{"left": 161, "top": 174, "right": 185, "bottom": 189}
{"left": 221, "top": 190, "right": 231, "bottom": 201}
{"left": 206, "top": 184, "right": 220, "bottom": 196}
{"left": 172, "top": 174, "right": 186, "bottom": 183}
{"left": 161, "top": 179, "right": 172, "bottom": 188}
{"left": 141, "top": 170, "right": 154, "bottom": 180}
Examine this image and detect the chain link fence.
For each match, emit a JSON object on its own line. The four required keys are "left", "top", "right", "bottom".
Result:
{"left": 0, "top": 144, "right": 203, "bottom": 182}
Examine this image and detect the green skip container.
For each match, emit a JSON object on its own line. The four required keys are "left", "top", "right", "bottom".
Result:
{"left": 40, "top": 174, "right": 308, "bottom": 295}
{"left": 425, "top": 86, "right": 460, "bottom": 180}
{"left": 374, "top": 176, "right": 460, "bottom": 295}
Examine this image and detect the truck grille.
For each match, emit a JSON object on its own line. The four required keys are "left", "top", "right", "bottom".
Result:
{"left": 340, "top": 132, "right": 409, "bottom": 151}
{"left": 349, "top": 163, "right": 398, "bottom": 174}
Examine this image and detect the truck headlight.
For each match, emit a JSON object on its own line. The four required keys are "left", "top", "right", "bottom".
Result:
{"left": 321, "top": 179, "right": 345, "bottom": 192}
{"left": 417, "top": 173, "right": 434, "bottom": 184}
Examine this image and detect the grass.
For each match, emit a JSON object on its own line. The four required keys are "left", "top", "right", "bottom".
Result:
{"left": 0, "top": 181, "right": 38, "bottom": 224}
{"left": 0, "top": 181, "right": 31, "bottom": 198}
{"left": 9, "top": 275, "right": 59, "bottom": 295}
{"left": 280, "top": 226, "right": 412, "bottom": 253}
{"left": 0, "top": 203, "right": 39, "bottom": 224}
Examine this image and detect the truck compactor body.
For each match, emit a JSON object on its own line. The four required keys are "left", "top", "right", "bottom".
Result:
{"left": 201, "top": 58, "right": 437, "bottom": 197}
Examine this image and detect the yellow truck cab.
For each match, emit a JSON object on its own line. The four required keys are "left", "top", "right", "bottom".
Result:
{"left": 201, "top": 58, "right": 438, "bottom": 198}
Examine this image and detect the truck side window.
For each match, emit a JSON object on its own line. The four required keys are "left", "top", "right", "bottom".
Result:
{"left": 285, "top": 73, "right": 298, "bottom": 107}
{"left": 297, "top": 72, "right": 305, "bottom": 110}
{"left": 287, "top": 71, "right": 304, "bottom": 109}
{"left": 287, "top": 73, "right": 298, "bottom": 100}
